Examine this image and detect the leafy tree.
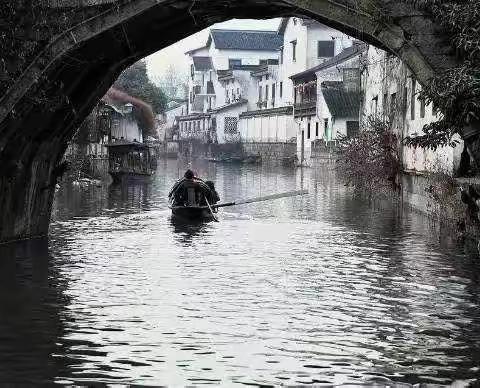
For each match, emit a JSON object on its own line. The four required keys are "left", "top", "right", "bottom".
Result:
{"left": 114, "top": 60, "right": 168, "bottom": 114}
{"left": 156, "top": 64, "right": 189, "bottom": 100}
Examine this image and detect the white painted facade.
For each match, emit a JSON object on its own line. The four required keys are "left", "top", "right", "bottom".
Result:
{"left": 214, "top": 103, "right": 246, "bottom": 144}
{"left": 109, "top": 104, "right": 143, "bottom": 143}
{"left": 240, "top": 17, "right": 354, "bottom": 151}
{"left": 157, "top": 101, "right": 187, "bottom": 141}
{"left": 277, "top": 17, "right": 353, "bottom": 108}
{"left": 239, "top": 112, "right": 296, "bottom": 143}
{"left": 361, "top": 46, "right": 463, "bottom": 174}
{"left": 182, "top": 30, "right": 281, "bottom": 145}
{"left": 292, "top": 43, "right": 363, "bottom": 166}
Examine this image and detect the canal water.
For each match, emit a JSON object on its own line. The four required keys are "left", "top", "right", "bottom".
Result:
{"left": 1, "top": 160, "right": 480, "bottom": 386}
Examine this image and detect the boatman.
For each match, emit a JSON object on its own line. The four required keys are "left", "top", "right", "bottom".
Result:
{"left": 169, "top": 170, "right": 219, "bottom": 206}
{"left": 205, "top": 181, "right": 220, "bottom": 204}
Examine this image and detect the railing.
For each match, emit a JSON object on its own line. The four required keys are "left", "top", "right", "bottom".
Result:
{"left": 294, "top": 101, "right": 316, "bottom": 117}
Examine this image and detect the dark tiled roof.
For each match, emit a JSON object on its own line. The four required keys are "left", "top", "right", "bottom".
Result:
{"left": 290, "top": 42, "right": 367, "bottom": 80}
{"left": 240, "top": 106, "right": 293, "bottom": 118}
{"left": 277, "top": 17, "right": 289, "bottom": 35}
{"left": 192, "top": 56, "right": 212, "bottom": 71}
{"left": 321, "top": 81, "right": 361, "bottom": 117}
{"left": 185, "top": 45, "right": 208, "bottom": 55}
{"left": 165, "top": 100, "right": 187, "bottom": 112}
{"left": 210, "top": 29, "right": 283, "bottom": 51}
{"left": 212, "top": 99, "right": 248, "bottom": 112}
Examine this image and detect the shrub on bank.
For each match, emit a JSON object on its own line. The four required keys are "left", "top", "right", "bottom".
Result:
{"left": 336, "top": 117, "right": 401, "bottom": 196}
{"left": 423, "top": 168, "right": 464, "bottom": 225}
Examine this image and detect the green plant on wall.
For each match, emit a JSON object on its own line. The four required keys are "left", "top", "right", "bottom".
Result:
{"left": 404, "top": 0, "right": 480, "bottom": 152}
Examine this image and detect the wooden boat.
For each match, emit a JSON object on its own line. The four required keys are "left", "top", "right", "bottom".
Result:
{"left": 168, "top": 181, "right": 309, "bottom": 223}
{"left": 170, "top": 204, "right": 216, "bottom": 222}
{"left": 105, "top": 140, "right": 156, "bottom": 183}
{"left": 168, "top": 178, "right": 219, "bottom": 222}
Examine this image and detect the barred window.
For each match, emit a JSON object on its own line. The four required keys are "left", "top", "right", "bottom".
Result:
{"left": 224, "top": 117, "right": 238, "bottom": 134}
{"left": 318, "top": 41, "right": 335, "bottom": 58}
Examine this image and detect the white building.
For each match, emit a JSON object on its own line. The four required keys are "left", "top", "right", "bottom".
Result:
{"left": 239, "top": 17, "right": 353, "bottom": 155}
{"left": 291, "top": 42, "right": 365, "bottom": 166}
{"left": 181, "top": 29, "right": 282, "bottom": 147}
{"left": 361, "top": 46, "right": 462, "bottom": 174}
{"left": 157, "top": 99, "right": 188, "bottom": 141}
{"left": 277, "top": 17, "right": 353, "bottom": 107}
{"left": 107, "top": 103, "right": 143, "bottom": 143}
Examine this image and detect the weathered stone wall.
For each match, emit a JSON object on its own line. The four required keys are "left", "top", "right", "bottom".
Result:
{"left": 242, "top": 142, "right": 296, "bottom": 163}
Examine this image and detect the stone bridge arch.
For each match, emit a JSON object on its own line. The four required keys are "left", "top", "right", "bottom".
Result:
{"left": 0, "top": 0, "right": 462, "bottom": 243}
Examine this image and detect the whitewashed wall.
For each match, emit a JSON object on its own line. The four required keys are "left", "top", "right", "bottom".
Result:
{"left": 361, "top": 46, "right": 463, "bottom": 174}
{"left": 277, "top": 18, "right": 352, "bottom": 108}
{"left": 214, "top": 104, "right": 247, "bottom": 144}
{"left": 239, "top": 114, "right": 296, "bottom": 143}
{"left": 111, "top": 115, "right": 143, "bottom": 143}
{"left": 209, "top": 47, "right": 279, "bottom": 70}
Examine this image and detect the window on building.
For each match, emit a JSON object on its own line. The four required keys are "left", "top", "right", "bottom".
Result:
{"left": 307, "top": 122, "right": 311, "bottom": 139}
{"left": 411, "top": 78, "right": 416, "bottom": 120}
{"left": 224, "top": 117, "right": 239, "bottom": 137}
{"left": 372, "top": 95, "right": 378, "bottom": 117}
{"left": 315, "top": 122, "right": 319, "bottom": 137}
{"left": 228, "top": 59, "right": 242, "bottom": 68}
{"left": 324, "top": 118, "right": 329, "bottom": 140}
{"left": 343, "top": 68, "right": 360, "bottom": 91}
{"left": 403, "top": 87, "right": 408, "bottom": 117}
{"left": 291, "top": 40, "right": 297, "bottom": 62}
{"left": 419, "top": 91, "right": 426, "bottom": 118}
{"left": 190, "top": 64, "right": 194, "bottom": 79}
{"left": 390, "top": 92, "right": 397, "bottom": 117}
{"left": 258, "top": 85, "right": 262, "bottom": 102}
{"left": 272, "top": 83, "right": 276, "bottom": 102}
{"left": 226, "top": 89, "right": 229, "bottom": 102}
{"left": 346, "top": 121, "right": 359, "bottom": 138}
{"left": 280, "top": 47, "right": 284, "bottom": 64}
{"left": 265, "top": 85, "right": 269, "bottom": 101}
{"left": 280, "top": 82, "right": 283, "bottom": 98}
{"left": 317, "top": 40, "right": 335, "bottom": 58}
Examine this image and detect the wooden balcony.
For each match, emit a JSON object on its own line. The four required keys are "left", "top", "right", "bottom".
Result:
{"left": 294, "top": 101, "right": 316, "bottom": 117}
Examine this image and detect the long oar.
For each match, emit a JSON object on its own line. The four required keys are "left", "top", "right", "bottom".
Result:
{"left": 205, "top": 197, "right": 219, "bottom": 222}
{"left": 212, "top": 189, "right": 308, "bottom": 209}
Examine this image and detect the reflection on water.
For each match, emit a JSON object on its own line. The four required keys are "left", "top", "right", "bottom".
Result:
{"left": 1, "top": 160, "right": 480, "bottom": 385}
